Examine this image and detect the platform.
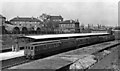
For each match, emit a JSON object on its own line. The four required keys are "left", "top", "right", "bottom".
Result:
{"left": 0, "top": 50, "right": 24, "bottom": 61}
{"left": 9, "top": 40, "right": 120, "bottom": 70}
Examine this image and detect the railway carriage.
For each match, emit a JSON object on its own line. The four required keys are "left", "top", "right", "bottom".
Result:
{"left": 25, "top": 40, "right": 61, "bottom": 59}
{"left": 107, "top": 35, "right": 115, "bottom": 41}
{"left": 23, "top": 33, "right": 115, "bottom": 59}
{"left": 98, "top": 35, "right": 107, "bottom": 42}
{"left": 87, "top": 36, "right": 97, "bottom": 44}
{"left": 76, "top": 37, "right": 89, "bottom": 46}
{"left": 60, "top": 38, "right": 76, "bottom": 49}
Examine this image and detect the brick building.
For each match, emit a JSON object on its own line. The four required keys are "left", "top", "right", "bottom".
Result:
{"left": 39, "top": 14, "right": 64, "bottom": 33}
{"left": 9, "top": 16, "right": 43, "bottom": 34}
{"left": 59, "top": 20, "right": 80, "bottom": 33}
{"left": 39, "top": 13, "right": 63, "bottom": 22}
{"left": 48, "top": 15, "right": 63, "bottom": 22}
{"left": 0, "top": 15, "right": 6, "bottom": 26}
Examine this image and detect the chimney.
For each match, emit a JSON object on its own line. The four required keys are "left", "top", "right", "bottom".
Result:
{"left": 17, "top": 16, "right": 19, "bottom": 18}
{"left": 31, "top": 16, "right": 34, "bottom": 19}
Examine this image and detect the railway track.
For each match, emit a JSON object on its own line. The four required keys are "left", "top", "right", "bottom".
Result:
{"left": 88, "top": 44, "right": 119, "bottom": 70}
{"left": 1, "top": 56, "right": 30, "bottom": 69}
{"left": 2, "top": 40, "right": 120, "bottom": 70}
{"left": 60, "top": 41, "right": 120, "bottom": 70}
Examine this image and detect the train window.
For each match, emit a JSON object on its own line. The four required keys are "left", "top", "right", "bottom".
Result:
{"left": 27, "top": 46, "right": 28, "bottom": 49}
{"left": 41, "top": 45, "right": 44, "bottom": 50}
{"left": 80, "top": 39, "right": 82, "bottom": 42}
{"left": 47, "top": 44, "right": 50, "bottom": 48}
{"left": 53, "top": 44, "right": 55, "bottom": 48}
{"left": 28, "top": 46, "right": 30, "bottom": 49}
{"left": 25, "top": 46, "right": 27, "bottom": 49}
{"left": 40, "top": 45, "right": 43, "bottom": 49}
{"left": 57, "top": 43, "right": 60, "bottom": 47}
{"left": 33, "top": 47, "right": 35, "bottom": 50}
{"left": 35, "top": 46, "right": 37, "bottom": 50}
{"left": 35, "top": 46, "right": 39, "bottom": 50}
{"left": 55, "top": 43, "right": 58, "bottom": 47}
{"left": 31, "top": 47, "right": 33, "bottom": 50}
{"left": 45, "top": 45, "right": 47, "bottom": 49}
{"left": 38, "top": 46, "right": 40, "bottom": 50}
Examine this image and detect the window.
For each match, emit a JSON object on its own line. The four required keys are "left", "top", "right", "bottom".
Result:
{"left": 14, "top": 22, "right": 17, "bottom": 24}
{"left": 26, "top": 46, "right": 27, "bottom": 49}
{"left": 31, "top": 47, "right": 33, "bottom": 50}
{"left": 43, "top": 45, "right": 46, "bottom": 50}
{"left": 28, "top": 46, "right": 30, "bottom": 49}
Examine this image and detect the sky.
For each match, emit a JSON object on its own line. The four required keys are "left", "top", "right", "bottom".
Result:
{"left": 0, "top": 0, "right": 119, "bottom": 27}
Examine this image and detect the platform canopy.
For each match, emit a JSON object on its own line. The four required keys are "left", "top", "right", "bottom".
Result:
{"left": 23, "top": 33, "right": 109, "bottom": 40}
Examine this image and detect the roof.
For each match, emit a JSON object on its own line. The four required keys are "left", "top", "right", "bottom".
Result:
{"left": 59, "top": 20, "right": 76, "bottom": 24}
{"left": 5, "top": 21, "right": 13, "bottom": 25}
{"left": 0, "top": 14, "right": 6, "bottom": 19}
{"left": 10, "top": 17, "right": 41, "bottom": 22}
{"left": 114, "top": 26, "right": 120, "bottom": 30}
{"left": 24, "top": 33, "right": 109, "bottom": 40}
{"left": 49, "top": 16, "right": 63, "bottom": 20}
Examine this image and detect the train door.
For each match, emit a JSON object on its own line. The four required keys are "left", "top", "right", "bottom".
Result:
{"left": 27, "top": 46, "right": 31, "bottom": 58}
{"left": 24, "top": 46, "right": 28, "bottom": 58}
{"left": 25, "top": 46, "right": 31, "bottom": 59}
{"left": 30, "top": 46, "right": 35, "bottom": 58}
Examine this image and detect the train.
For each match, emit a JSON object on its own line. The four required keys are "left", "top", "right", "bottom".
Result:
{"left": 23, "top": 33, "right": 115, "bottom": 59}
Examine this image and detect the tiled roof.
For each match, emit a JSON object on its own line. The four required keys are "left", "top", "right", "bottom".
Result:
{"left": 59, "top": 20, "right": 75, "bottom": 24}
{"left": 5, "top": 21, "right": 13, "bottom": 25}
{"left": 0, "top": 14, "right": 6, "bottom": 19}
{"left": 10, "top": 17, "right": 41, "bottom": 22}
{"left": 49, "top": 16, "right": 63, "bottom": 19}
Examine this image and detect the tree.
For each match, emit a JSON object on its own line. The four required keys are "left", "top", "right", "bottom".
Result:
{"left": 39, "top": 13, "right": 50, "bottom": 22}
{"left": 39, "top": 13, "right": 60, "bottom": 34}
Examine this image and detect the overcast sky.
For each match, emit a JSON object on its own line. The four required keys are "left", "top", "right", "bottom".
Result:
{"left": 1, "top": 0, "right": 118, "bottom": 26}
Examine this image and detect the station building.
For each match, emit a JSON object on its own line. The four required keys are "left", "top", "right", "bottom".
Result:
{"left": 9, "top": 16, "right": 44, "bottom": 33}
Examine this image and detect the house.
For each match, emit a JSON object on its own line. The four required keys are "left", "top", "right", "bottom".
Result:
{"left": 9, "top": 16, "right": 43, "bottom": 32}
{"left": 39, "top": 13, "right": 63, "bottom": 22}
{"left": 0, "top": 15, "right": 6, "bottom": 26}
{"left": 0, "top": 15, "right": 6, "bottom": 34}
{"left": 48, "top": 15, "right": 63, "bottom": 22}
{"left": 59, "top": 20, "right": 79, "bottom": 33}
{"left": 10, "top": 16, "right": 42, "bottom": 27}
